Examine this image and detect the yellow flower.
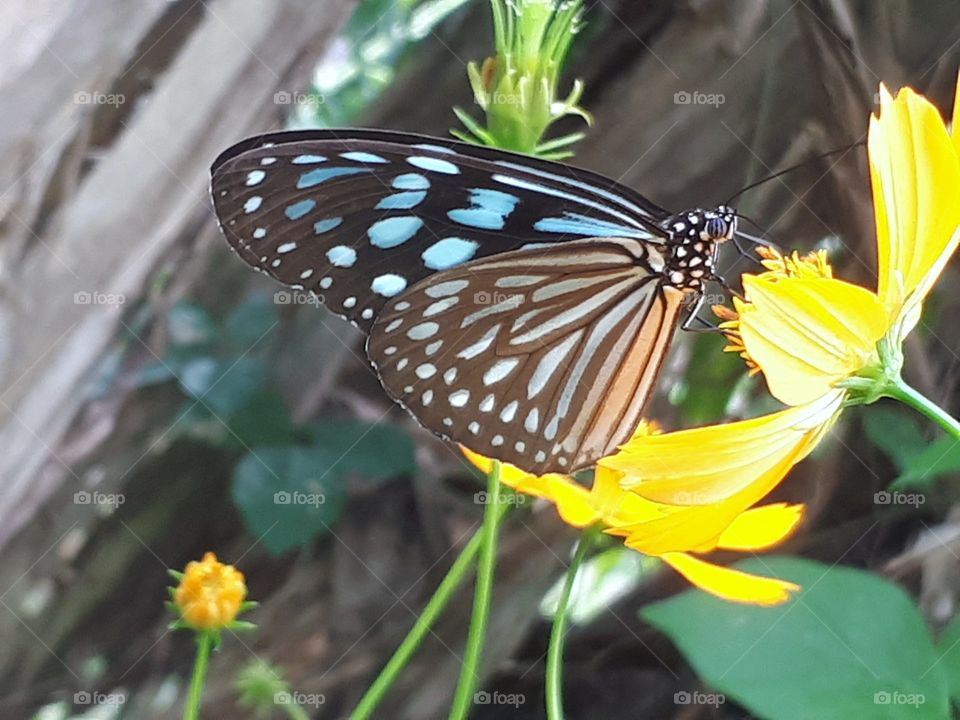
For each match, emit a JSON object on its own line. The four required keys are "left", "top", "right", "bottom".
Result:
{"left": 726, "top": 78, "right": 960, "bottom": 408}
{"left": 464, "top": 437, "right": 804, "bottom": 606}
{"left": 174, "top": 552, "right": 248, "bottom": 631}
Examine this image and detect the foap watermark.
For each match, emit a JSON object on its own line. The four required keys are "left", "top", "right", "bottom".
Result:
{"left": 874, "top": 490, "right": 925, "bottom": 508}
{"left": 668, "top": 491, "right": 715, "bottom": 505}
{"left": 275, "top": 691, "right": 326, "bottom": 708}
{"left": 874, "top": 690, "right": 925, "bottom": 707}
{"left": 274, "top": 490, "right": 325, "bottom": 507}
{"left": 474, "top": 491, "right": 527, "bottom": 506}
{"left": 674, "top": 90, "right": 725, "bottom": 108}
{"left": 74, "top": 490, "right": 125, "bottom": 508}
{"left": 74, "top": 91, "right": 125, "bottom": 107}
{"left": 474, "top": 690, "right": 525, "bottom": 708}
{"left": 473, "top": 290, "right": 522, "bottom": 307}
{"left": 674, "top": 690, "right": 725, "bottom": 708}
{"left": 74, "top": 690, "right": 126, "bottom": 707}
{"left": 74, "top": 291, "right": 125, "bottom": 306}
{"left": 274, "top": 90, "right": 325, "bottom": 108}
{"left": 274, "top": 290, "right": 321, "bottom": 307}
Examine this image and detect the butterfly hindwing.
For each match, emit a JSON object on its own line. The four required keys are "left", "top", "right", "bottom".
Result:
{"left": 366, "top": 237, "right": 688, "bottom": 473}
{"left": 211, "top": 129, "right": 671, "bottom": 330}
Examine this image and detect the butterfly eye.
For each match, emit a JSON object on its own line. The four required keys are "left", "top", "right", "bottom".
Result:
{"left": 705, "top": 217, "right": 727, "bottom": 238}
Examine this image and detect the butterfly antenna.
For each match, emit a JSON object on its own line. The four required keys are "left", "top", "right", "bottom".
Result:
{"left": 723, "top": 140, "right": 866, "bottom": 207}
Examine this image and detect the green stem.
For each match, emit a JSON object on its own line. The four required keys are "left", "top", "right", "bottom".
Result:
{"left": 350, "top": 501, "right": 509, "bottom": 720}
{"left": 545, "top": 529, "right": 595, "bottom": 720}
{"left": 886, "top": 378, "right": 960, "bottom": 439}
{"left": 285, "top": 702, "right": 311, "bottom": 720}
{"left": 183, "top": 632, "right": 213, "bottom": 720}
{"left": 448, "top": 461, "right": 503, "bottom": 720}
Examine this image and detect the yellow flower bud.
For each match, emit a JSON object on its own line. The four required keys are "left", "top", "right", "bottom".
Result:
{"left": 174, "top": 552, "right": 247, "bottom": 631}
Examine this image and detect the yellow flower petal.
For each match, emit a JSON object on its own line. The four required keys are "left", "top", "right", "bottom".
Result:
{"left": 953, "top": 70, "right": 960, "bottom": 155}
{"left": 658, "top": 552, "right": 800, "bottom": 606}
{"left": 716, "top": 503, "right": 805, "bottom": 550}
{"left": 606, "top": 390, "right": 843, "bottom": 505}
{"left": 870, "top": 83, "right": 960, "bottom": 336}
{"left": 589, "top": 464, "right": 665, "bottom": 526}
{"left": 461, "top": 446, "right": 597, "bottom": 527}
{"left": 543, "top": 475, "right": 598, "bottom": 528}
{"left": 737, "top": 276, "right": 887, "bottom": 405}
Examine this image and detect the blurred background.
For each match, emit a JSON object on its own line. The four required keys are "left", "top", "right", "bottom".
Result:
{"left": 2, "top": 0, "right": 960, "bottom": 718}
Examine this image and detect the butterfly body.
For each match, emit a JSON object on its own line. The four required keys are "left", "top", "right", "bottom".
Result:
{"left": 211, "top": 129, "right": 735, "bottom": 472}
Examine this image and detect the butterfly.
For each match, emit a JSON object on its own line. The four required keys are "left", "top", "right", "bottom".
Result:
{"left": 210, "top": 129, "right": 737, "bottom": 474}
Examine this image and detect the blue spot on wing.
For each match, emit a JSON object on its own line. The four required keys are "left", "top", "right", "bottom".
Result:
{"left": 447, "top": 208, "right": 505, "bottom": 230}
{"left": 285, "top": 199, "right": 316, "bottom": 220}
{"left": 392, "top": 173, "right": 430, "bottom": 190}
{"left": 422, "top": 237, "right": 479, "bottom": 270}
{"left": 407, "top": 156, "right": 459, "bottom": 174}
{"left": 327, "top": 245, "right": 357, "bottom": 267}
{"left": 292, "top": 154, "right": 326, "bottom": 164}
{"left": 533, "top": 212, "right": 651, "bottom": 238}
{"left": 341, "top": 151, "right": 389, "bottom": 163}
{"left": 297, "top": 166, "right": 367, "bottom": 189}
{"left": 371, "top": 273, "right": 408, "bottom": 296}
{"left": 369, "top": 216, "right": 423, "bottom": 249}
{"left": 448, "top": 188, "right": 519, "bottom": 230}
{"left": 314, "top": 218, "right": 343, "bottom": 234}
{"left": 376, "top": 191, "right": 428, "bottom": 210}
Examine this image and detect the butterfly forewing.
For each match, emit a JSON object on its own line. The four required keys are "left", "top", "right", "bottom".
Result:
{"left": 211, "top": 129, "right": 671, "bottom": 330}
{"left": 366, "top": 237, "right": 688, "bottom": 473}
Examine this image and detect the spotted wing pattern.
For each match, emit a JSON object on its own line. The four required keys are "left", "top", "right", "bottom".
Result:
{"left": 211, "top": 129, "right": 670, "bottom": 331}
{"left": 366, "top": 237, "right": 688, "bottom": 473}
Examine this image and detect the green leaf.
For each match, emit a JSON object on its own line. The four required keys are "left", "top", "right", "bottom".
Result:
{"left": 864, "top": 407, "right": 927, "bottom": 471}
{"left": 893, "top": 436, "right": 960, "bottom": 490}
{"left": 642, "top": 557, "right": 949, "bottom": 720}
{"left": 223, "top": 293, "right": 279, "bottom": 351}
{"left": 167, "top": 301, "right": 216, "bottom": 346}
{"left": 937, "top": 612, "right": 960, "bottom": 703}
{"left": 231, "top": 446, "right": 348, "bottom": 555}
{"left": 675, "top": 333, "right": 744, "bottom": 425}
{"left": 304, "top": 421, "right": 417, "bottom": 480}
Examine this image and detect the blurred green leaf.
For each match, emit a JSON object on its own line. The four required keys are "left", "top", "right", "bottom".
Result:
{"left": 936, "top": 612, "right": 960, "bottom": 703}
{"left": 305, "top": 421, "right": 417, "bottom": 480}
{"left": 231, "top": 446, "right": 348, "bottom": 555}
{"left": 676, "top": 333, "right": 744, "bottom": 425}
{"left": 195, "top": 357, "right": 269, "bottom": 418}
{"left": 892, "top": 436, "right": 960, "bottom": 491}
{"left": 864, "top": 406, "right": 927, "bottom": 471}
{"left": 222, "top": 388, "right": 296, "bottom": 448}
{"left": 167, "top": 301, "right": 216, "bottom": 346}
{"left": 540, "top": 546, "right": 656, "bottom": 624}
{"left": 642, "top": 557, "right": 949, "bottom": 720}
{"left": 223, "top": 293, "right": 279, "bottom": 350}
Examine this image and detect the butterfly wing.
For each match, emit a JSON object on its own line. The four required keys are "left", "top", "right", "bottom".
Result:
{"left": 366, "top": 237, "right": 688, "bottom": 473}
{"left": 211, "top": 129, "right": 671, "bottom": 330}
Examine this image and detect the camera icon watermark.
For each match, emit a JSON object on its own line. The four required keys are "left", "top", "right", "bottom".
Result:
{"left": 273, "top": 490, "right": 326, "bottom": 507}
{"left": 74, "top": 290, "right": 125, "bottom": 306}
{"left": 274, "top": 90, "right": 325, "bottom": 108}
{"left": 274, "top": 691, "right": 326, "bottom": 707}
{"left": 674, "top": 690, "right": 725, "bottom": 707}
{"left": 74, "top": 690, "right": 126, "bottom": 706}
{"left": 874, "top": 490, "right": 925, "bottom": 508}
{"left": 473, "top": 290, "right": 522, "bottom": 307}
{"left": 874, "top": 690, "right": 925, "bottom": 707}
{"left": 274, "top": 290, "right": 321, "bottom": 307}
{"left": 674, "top": 90, "right": 725, "bottom": 108}
{"left": 74, "top": 490, "right": 125, "bottom": 508}
{"left": 474, "top": 491, "right": 527, "bottom": 506}
{"left": 74, "top": 91, "right": 126, "bottom": 108}
{"left": 474, "top": 690, "right": 525, "bottom": 707}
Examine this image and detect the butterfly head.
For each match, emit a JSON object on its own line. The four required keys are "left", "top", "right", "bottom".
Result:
{"left": 662, "top": 205, "right": 737, "bottom": 290}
